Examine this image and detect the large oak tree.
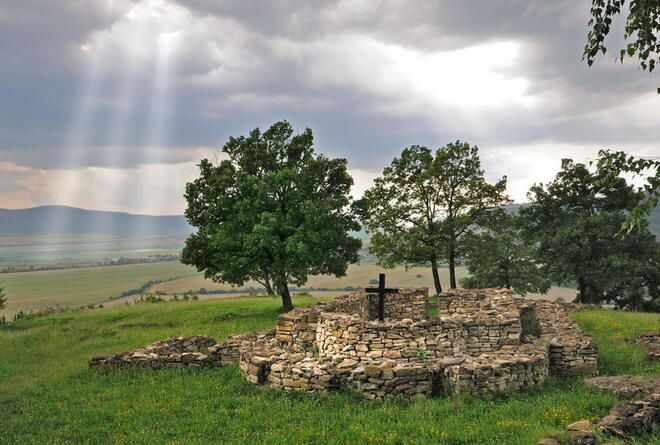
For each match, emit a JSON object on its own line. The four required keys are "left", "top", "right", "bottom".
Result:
{"left": 182, "top": 121, "right": 361, "bottom": 311}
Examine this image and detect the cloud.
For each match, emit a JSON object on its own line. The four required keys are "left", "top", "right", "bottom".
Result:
{"left": 0, "top": 0, "right": 658, "bottom": 214}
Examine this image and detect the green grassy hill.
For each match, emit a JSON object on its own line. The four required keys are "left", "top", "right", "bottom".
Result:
{"left": 1, "top": 296, "right": 658, "bottom": 444}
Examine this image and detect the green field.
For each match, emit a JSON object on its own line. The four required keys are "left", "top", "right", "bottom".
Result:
{"left": 0, "top": 235, "right": 185, "bottom": 267}
{"left": 0, "top": 262, "right": 198, "bottom": 316}
{"left": 150, "top": 263, "right": 469, "bottom": 294}
{"left": 0, "top": 297, "right": 658, "bottom": 444}
{"left": 0, "top": 260, "right": 579, "bottom": 318}
{"left": 0, "top": 262, "right": 469, "bottom": 317}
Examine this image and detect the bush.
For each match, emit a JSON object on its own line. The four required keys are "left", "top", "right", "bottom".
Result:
{"left": 520, "top": 308, "right": 541, "bottom": 337}
{"left": 136, "top": 293, "right": 165, "bottom": 304}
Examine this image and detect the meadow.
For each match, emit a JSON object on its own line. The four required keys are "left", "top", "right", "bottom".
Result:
{"left": 0, "top": 296, "right": 658, "bottom": 444}
{"left": 1, "top": 258, "right": 579, "bottom": 318}
{"left": 0, "top": 262, "right": 198, "bottom": 316}
{"left": 0, "top": 262, "right": 470, "bottom": 317}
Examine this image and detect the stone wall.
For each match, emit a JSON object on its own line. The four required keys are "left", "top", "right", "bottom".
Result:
{"left": 437, "top": 288, "right": 518, "bottom": 316}
{"left": 89, "top": 331, "right": 276, "bottom": 371}
{"left": 443, "top": 340, "right": 549, "bottom": 395}
{"left": 91, "top": 287, "right": 600, "bottom": 402}
{"left": 89, "top": 335, "right": 219, "bottom": 370}
{"left": 363, "top": 288, "right": 429, "bottom": 321}
{"left": 275, "top": 288, "right": 429, "bottom": 349}
{"left": 526, "top": 300, "right": 598, "bottom": 376}
{"left": 315, "top": 310, "right": 521, "bottom": 361}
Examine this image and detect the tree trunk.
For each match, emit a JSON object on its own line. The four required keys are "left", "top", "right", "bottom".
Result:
{"left": 430, "top": 257, "right": 443, "bottom": 295}
{"left": 276, "top": 274, "right": 293, "bottom": 311}
{"left": 263, "top": 271, "right": 274, "bottom": 295}
{"left": 577, "top": 277, "right": 587, "bottom": 304}
{"left": 448, "top": 245, "right": 457, "bottom": 289}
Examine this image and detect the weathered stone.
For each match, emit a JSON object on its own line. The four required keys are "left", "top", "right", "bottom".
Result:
{"left": 585, "top": 375, "right": 660, "bottom": 398}
{"left": 90, "top": 288, "right": 599, "bottom": 403}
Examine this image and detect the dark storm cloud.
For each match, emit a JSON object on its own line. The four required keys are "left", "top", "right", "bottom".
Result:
{"left": 0, "top": 0, "right": 657, "bottom": 175}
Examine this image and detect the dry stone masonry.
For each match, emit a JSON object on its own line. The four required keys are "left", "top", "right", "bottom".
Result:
{"left": 90, "top": 287, "right": 600, "bottom": 401}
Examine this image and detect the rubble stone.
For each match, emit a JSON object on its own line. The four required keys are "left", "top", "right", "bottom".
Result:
{"left": 90, "top": 287, "right": 599, "bottom": 402}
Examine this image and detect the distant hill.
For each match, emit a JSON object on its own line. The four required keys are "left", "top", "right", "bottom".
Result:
{"left": 503, "top": 203, "right": 660, "bottom": 237}
{"left": 0, "top": 206, "right": 193, "bottom": 237}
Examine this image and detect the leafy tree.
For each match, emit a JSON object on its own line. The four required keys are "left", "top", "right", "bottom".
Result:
{"left": 0, "top": 281, "right": 6, "bottom": 310}
{"left": 585, "top": 0, "right": 660, "bottom": 95}
{"left": 521, "top": 158, "right": 659, "bottom": 309}
{"left": 182, "top": 121, "right": 361, "bottom": 311}
{"left": 358, "top": 142, "right": 508, "bottom": 293}
{"left": 593, "top": 149, "right": 659, "bottom": 234}
{"left": 460, "top": 211, "right": 551, "bottom": 295}
{"left": 356, "top": 146, "right": 446, "bottom": 294}
{"left": 585, "top": 0, "right": 660, "bottom": 75}
{"left": 434, "top": 142, "right": 510, "bottom": 288}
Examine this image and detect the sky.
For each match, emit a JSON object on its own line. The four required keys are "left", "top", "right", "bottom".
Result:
{"left": 0, "top": 0, "right": 658, "bottom": 215}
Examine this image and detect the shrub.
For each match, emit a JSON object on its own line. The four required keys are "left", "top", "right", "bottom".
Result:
{"left": 520, "top": 308, "right": 541, "bottom": 337}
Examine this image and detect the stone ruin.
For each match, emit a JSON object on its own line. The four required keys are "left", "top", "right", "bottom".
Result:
{"left": 90, "top": 287, "right": 599, "bottom": 401}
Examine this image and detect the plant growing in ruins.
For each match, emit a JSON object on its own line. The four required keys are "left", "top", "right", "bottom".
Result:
{"left": 460, "top": 211, "right": 550, "bottom": 295}
{"left": 357, "top": 142, "right": 509, "bottom": 292}
{"left": 182, "top": 121, "right": 361, "bottom": 311}
{"left": 521, "top": 158, "right": 659, "bottom": 309}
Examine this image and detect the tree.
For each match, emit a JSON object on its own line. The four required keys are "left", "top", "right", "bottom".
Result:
{"left": 358, "top": 142, "right": 509, "bottom": 293}
{"left": 585, "top": 0, "right": 660, "bottom": 75}
{"left": 521, "top": 158, "right": 659, "bottom": 309}
{"left": 0, "top": 281, "right": 6, "bottom": 310}
{"left": 460, "top": 211, "right": 551, "bottom": 295}
{"left": 434, "top": 142, "right": 510, "bottom": 288}
{"left": 357, "top": 146, "right": 446, "bottom": 294}
{"left": 594, "top": 149, "right": 659, "bottom": 234}
{"left": 182, "top": 121, "right": 361, "bottom": 311}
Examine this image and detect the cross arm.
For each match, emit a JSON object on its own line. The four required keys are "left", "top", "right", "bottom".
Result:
{"left": 365, "top": 287, "right": 399, "bottom": 294}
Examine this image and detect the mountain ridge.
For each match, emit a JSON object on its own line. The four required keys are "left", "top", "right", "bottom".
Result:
{"left": 1, "top": 204, "right": 657, "bottom": 238}
{"left": 0, "top": 205, "right": 193, "bottom": 237}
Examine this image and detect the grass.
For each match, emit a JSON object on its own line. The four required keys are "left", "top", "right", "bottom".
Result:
{"left": 1, "top": 297, "right": 658, "bottom": 444}
{"left": 572, "top": 310, "right": 660, "bottom": 375}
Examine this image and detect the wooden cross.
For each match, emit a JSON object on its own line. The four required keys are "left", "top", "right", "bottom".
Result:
{"left": 365, "top": 273, "right": 399, "bottom": 322}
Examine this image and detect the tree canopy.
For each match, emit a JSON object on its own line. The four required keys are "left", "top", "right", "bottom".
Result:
{"left": 593, "top": 149, "right": 659, "bottom": 234}
{"left": 182, "top": 121, "right": 361, "bottom": 311}
{"left": 358, "top": 142, "right": 509, "bottom": 294}
{"left": 460, "top": 211, "right": 551, "bottom": 295}
{"left": 521, "top": 158, "right": 659, "bottom": 309}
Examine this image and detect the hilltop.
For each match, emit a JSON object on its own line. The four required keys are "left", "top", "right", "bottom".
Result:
{"left": 0, "top": 296, "right": 658, "bottom": 444}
